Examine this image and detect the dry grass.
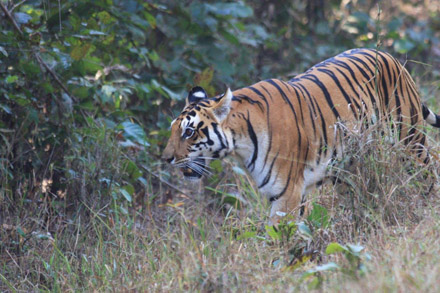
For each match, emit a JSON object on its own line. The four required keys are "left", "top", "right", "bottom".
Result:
{"left": 2, "top": 112, "right": 440, "bottom": 292}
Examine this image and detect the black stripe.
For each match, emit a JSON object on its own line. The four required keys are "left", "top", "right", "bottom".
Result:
{"left": 284, "top": 82, "right": 306, "bottom": 125}
{"left": 332, "top": 66, "right": 364, "bottom": 110}
{"left": 249, "top": 85, "right": 273, "bottom": 172}
{"left": 259, "top": 151, "right": 279, "bottom": 188}
{"left": 314, "top": 101, "right": 329, "bottom": 157}
{"left": 266, "top": 79, "right": 303, "bottom": 155}
{"left": 302, "top": 74, "right": 341, "bottom": 119}
{"left": 292, "top": 83, "right": 317, "bottom": 134}
{"left": 211, "top": 122, "right": 226, "bottom": 149}
{"left": 377, "top": 52, "right": 393, "bottom": 107}
{"left": 384, "top": 59, "right": 403, "bottom": 138}
{"left": 347, "top": 59, "right": 378, "bottom": 108}
{"left": 317, "top": 68, "right": 358, "bottom": 117}
{"left": 234, "top": 94, "right": 264, "bottom": 112}
{"left": 332, "top": 59, "right": 377, "bottom": 107}
{"left": 245, "top": 110, "right": 258, "bottom": 170}
{"left": 344, "top": 55, "right": 375, "bottom": 76}
{"left": 200, "top": 127, "right": 214, "bottom": 146}
{"left": 270, "top": 157, "right": 294, "bottom": 202}
{"left": 422, "top": 104, "right": 430, "bottom": 119}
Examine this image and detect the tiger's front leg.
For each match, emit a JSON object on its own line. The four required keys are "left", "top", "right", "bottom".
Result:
{"left": 268, "top": 180, "right": 304, "bottom": 226}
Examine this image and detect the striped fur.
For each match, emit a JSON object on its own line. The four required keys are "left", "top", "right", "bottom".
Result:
{"left": 162, "top": 48, "right": 440, "bottom": 225}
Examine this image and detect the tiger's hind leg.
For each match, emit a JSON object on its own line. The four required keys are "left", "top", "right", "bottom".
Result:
{"left": 407, "top": 131, "right": 439, "bottom": 195}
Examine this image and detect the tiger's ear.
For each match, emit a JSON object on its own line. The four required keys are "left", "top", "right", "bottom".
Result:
{"left": 186, "top": 86, "right": 208, "bottom": 107}
{"left": 212, "top": 88, "right": 233, "bottom": 122}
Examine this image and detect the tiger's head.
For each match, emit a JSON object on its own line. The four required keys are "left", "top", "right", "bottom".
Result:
{"left": 162, "top": 86, "right": 233, "bottom": 180}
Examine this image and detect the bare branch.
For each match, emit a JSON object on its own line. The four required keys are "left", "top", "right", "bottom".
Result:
{"left": 0, "top": 2, "right": 23, "bottom": 35}
{"left": 34, "top": 53, "right": 78, "bottom": 102}
{"left": 11, "top": 0, "right": 26, "bottom": 12}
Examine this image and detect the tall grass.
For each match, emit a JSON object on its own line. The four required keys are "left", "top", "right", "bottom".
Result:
{"left": 2, "top": 107, "right": 440, "bottom": 291}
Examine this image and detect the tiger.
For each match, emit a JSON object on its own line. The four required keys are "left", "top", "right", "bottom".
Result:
{"left": 162, "top": 48, "right": 440, "bottom": 225}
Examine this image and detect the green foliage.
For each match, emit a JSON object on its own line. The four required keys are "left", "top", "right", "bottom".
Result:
{"left": 302, "top": 242, "right": 370, "bottom": 289}
{"left": 307, "top": 203, "right": 330, "bottom": 229}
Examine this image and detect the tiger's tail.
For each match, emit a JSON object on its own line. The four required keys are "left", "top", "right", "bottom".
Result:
{"left": 422, "top": 104, "right": 440, "bottom": 128}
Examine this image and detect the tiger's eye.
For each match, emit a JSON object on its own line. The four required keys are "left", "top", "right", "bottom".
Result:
{"left": 184, "top": 128, "right": 194, "bottom": 138}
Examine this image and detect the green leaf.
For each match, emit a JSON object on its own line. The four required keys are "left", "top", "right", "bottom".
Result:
{"left": 143, "top": 11, "right": 156, "bottom": 28}
{"left": 265, "top": 225, "right": 280, "bottom": 241}
{"left": 302, "top": 262, "right": 340, "bottom": 279}
{"left": 79, "top": 100, "right": 95, "bottom": 110}
{"left": 205, "top": 186, "right": 245, "bottom": 209}
{"left": 120, "top": 206, "right": 128, "bottom": 214}
{"left": 97, "top": 11, "right": 115, "bottom": 24}
{"left": 232, "top": 166, "right": 246, "bottom": 176}
{"left": 209, "top": 160, "right": 223, "bottom": 173}
{"left": 307, "top": 276, "right": 322, "bottom": 290}
{"left": 313, "top": 262, "right": 340, "bottom": 272}
{"left": 14, "top": 12, "right": 32, "bottom": 24}
{"left": 325, "top": 242, "right": 347, "bottom": 255}
{"left": 35, "top": 233, "right": 51, "bottom": 240}
{"left": 120, "top": 188, "right": 132, "bottom": 202}
{"left": 222, "top": 193, "right": 243, "bottom": 208}
{"left": 89, "top": 30, "right": 107, "bottom": 36}
{"left": 394, "top": 39, "right": 415, "bottom": 54}
{"left": 41, "top": 82, "right": 54, "bottom": 94}
{"left": 100, "top": 85, "right": 117, "bottom": 102}
{"left": 6, "top": 75, "right": 18, "bottom": 84}
{"left": 346, "top": 243, "right": 365, "bottom": 254}
{"left": 220, "top": 29, "right": 240, "bottom": 45}
{"left": 307, "top": 203, "right": 330, "bottom": 228}
{"left": 0, "top": 46, "right": 8, "bottom": 57}
{"left": 151, "top": 80, "right": 180, "bottom": 100}
{"left": 123, "top": 183, "right": 135, "bottom": 195}
{"left": 71, "top": 43, "right": 92, "bottom": 61}
{"left": 21, "top": 61, "right": 41, "bottom": 76}
{"left": 137, "top": 177, "right": 148, "bottom": 186}
{"left": 124, "top": 160, "right": 142, "bottom": 180}
{"left": 237, "top": 231, "right": 256, "bottom": 241}
{"left": 120, "top": 121, "right": 149, "bottom": 146}
{"left": 0, "top": 104, "right": 11, "bottom": 114}
{"left": 297, "top": 222, "right": 312, "bottom": 239}
{"left": 205, "top": 3, "right": 253, "bottom": 18}
{"left": 16, "top": 227, "right": 26, "bottom": 237}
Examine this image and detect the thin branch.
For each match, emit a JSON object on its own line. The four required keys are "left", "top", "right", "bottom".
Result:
{"left": 11, "top": 0, "right": 26, "bottom": 13}
{"left": 34, "top": 53, "right": 78, "bottom": 102}
{"left": 58, "top": 0, "right": 62, "bottom": 32}
{"left": 0, "top": 2, "right": 23, "bottom": 35}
